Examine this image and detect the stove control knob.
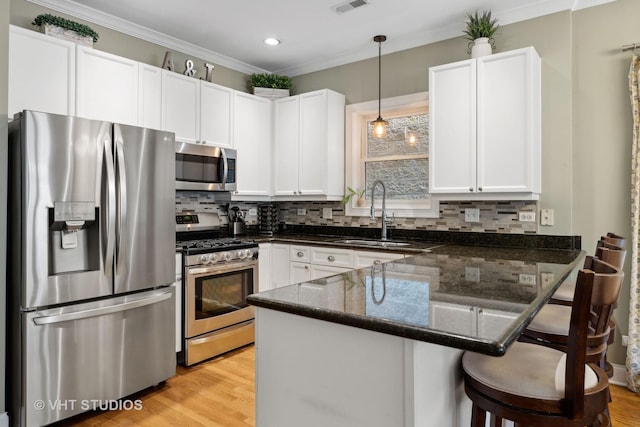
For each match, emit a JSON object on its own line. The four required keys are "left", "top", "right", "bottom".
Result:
{"left": 209, "top": 253, "right": 218, "bottom": 263}
{"left": 199, "top": 254, "right": 210, "bottom": 264}
{"left": 246, "top": 249, "right": 255, "bottom": 259}
{"left": 222, "top": 251, "right": 232, "bottom": 261}
{"left": 237, "top": 249, "right": 247, "bottom": 259}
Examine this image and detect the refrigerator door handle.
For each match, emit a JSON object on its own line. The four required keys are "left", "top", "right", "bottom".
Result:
{"left": 32, "top": 291, "right": 172, "bottom": 325}
{"left": 104, "top": 137, "right": 116, "bottom": 274}
{"left": 114, "top": 126, "right": 127, "bottom": 265}
{"left": 221, "top": 147, "right": 228, "bottom": 189}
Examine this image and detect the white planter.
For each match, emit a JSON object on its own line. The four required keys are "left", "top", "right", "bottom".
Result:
{"left": 40, "top": 24, "right": 93, "bottom": 47}
{"left": 253, "top": 87, "right": 290, "bottom": 99}
{"left": 471, "top": 37, "right": 492, "bottom": 58}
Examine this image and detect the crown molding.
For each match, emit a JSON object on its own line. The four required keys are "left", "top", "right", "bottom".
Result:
{"left": 27, "top": 0, "right": 268, "bottom": 75}
{"left": 572, "top": 0, "right": 616, "bottom": 11}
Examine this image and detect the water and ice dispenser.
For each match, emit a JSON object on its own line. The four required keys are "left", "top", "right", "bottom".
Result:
{"left": 48, "top": 201, "right": 100, "bottom": 275}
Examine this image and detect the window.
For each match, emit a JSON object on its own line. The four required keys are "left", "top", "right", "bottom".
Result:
{"left": 345, "top": 92, "right": 438, "bottom": 218}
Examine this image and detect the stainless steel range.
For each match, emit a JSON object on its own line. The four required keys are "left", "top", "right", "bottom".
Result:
{"left": 176, "top": 213, "right": 257, "bottom": 366}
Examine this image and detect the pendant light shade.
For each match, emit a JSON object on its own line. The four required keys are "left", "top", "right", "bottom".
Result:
{"left": 373, "top": 35, "right": 387, "bottom": 139}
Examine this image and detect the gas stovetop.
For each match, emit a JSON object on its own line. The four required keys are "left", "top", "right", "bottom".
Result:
{"left": 177, "top": 237, "right": 257, "bottom": 253}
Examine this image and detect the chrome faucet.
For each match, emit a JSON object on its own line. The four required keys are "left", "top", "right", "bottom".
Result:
{"left": 370, "top": 180, "right": 393, "bottom": 240}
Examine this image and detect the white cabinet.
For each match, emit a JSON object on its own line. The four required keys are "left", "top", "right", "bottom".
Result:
{"left": 8, "top": 25, "right": 76, "bottom": 118}
{"left": 258, "top": 243, "right": 272, "bottom": 292}
{"left": 200, "top": 82, "right": 234, "bottom": 147}
{"left": 273, "top": 89, "right": 345, "bottom": 200}
{"left": 162, "top": 71, "right": 235, "bottom": 146}
{"left": 138, "top": 64, "right": 163, "bottom": 129}
{"left": 162, "top": 70, "right": 199, "bottom": 144}
{"left": 271, "top": 244, "right": 291, "bottom": 289}
{"left": 233, "top": 91, "right": 272, "bottom": 198}
{"left": 76, "top": 46, "right": 139, "bottom": 125}
{"left": 429, "top": 47, "right": 541, "bottom": 200}
{"left": 430, "top": 301, "right": 518, "bottom": 338}
{"left": 353, "top": 250, "right": 404, "bottom": 268}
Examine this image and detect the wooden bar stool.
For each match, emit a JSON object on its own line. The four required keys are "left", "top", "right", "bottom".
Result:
{"left": 462, "top": 258, "right": 623, "bottom": 426}
{"left": 551, "top": 238, "right": 625, "bottom": 306}
{"left": 519, "top": 253, "right": 624, "bottom": 370}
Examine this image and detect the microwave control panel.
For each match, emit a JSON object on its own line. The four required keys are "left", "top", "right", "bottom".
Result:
{"left": 176, "top": 214, "right": 199, "bottom": 225}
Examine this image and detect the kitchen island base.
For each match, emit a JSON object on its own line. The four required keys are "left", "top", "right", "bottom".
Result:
{"left": 254, "top": 308, "right": 472, "bottom": 427}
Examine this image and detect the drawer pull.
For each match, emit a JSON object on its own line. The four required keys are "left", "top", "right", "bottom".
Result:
{"left": 297, "top": 251, "right": 304, "bottom": 257}
{"left": 373, "top": 260, "right": 382, "bottom": 265}
{"left": 327, "top": 255, "right": 335, "bottom": 262}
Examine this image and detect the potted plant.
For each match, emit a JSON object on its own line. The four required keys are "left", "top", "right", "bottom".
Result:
{"left": 249, "top": 73, "right": 293, "bottom": 99}
{"left": 463, "top": 10, "right": 499, "bottom": 58}
{"left": 342, "top": 187, "right": 366, "bottom": 207}
{"left": 33, "top": 14, "right": 99, "bottom": 46}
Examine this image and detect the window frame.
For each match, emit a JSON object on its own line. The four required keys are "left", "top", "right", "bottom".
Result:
{"left": 345, "top": 91, "right": 439, "bottom": 218}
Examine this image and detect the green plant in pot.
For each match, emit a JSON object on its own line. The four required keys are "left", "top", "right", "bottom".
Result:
{"left": 342, "top": 187, "right": 366, "bottom": 206}
{"left": 33, "top": 14, "right": 99, "bottom": 43}
{"left": 249, "top": 73, "right": 292, "bottom": 89}
{"left": 463, "top": 10, "right": 499, "bottom": 57}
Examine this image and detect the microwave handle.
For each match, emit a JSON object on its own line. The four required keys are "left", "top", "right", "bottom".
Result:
{"left": 221, "top": 148, "right": 228, "bottom": 190}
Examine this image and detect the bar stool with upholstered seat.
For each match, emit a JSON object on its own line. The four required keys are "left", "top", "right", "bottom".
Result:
{"left": 462, "top": 257, "right": 623, "bottom": 427}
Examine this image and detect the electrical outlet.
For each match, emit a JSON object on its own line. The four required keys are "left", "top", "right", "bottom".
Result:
{"left": 297, "top": 208, "right": 307, "bottom": 216}
{"left": 518, "top": 211, "right": 536, "bottom": 222}
{"left": 540, "top": 209, "right": 554, "bottom": 226}
{"left": 248, "top": 208, "right": 257, "bottom": 216}
{"left": 465, "top": 208, "right": 480, "bottom": 223}
{"left": 540, "top": 272, "right": 555, "bottom": 287}
{"left": 519, "top": 274, "right": 536, "bottom": 286}
{"left": 322, "top": 208, "right": 333, "bottom": 219}
{"left": 465, "top": 267, "right": 480, "bottom": 282}
{"left": 622, "top": 335, "right": 629, "bottom": 346}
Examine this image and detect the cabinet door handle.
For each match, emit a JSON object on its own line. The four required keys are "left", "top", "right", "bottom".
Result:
{"left": 478, "top": 308, "right": 483, "bottom": 314}
{"left": 469, "top": 307, "right": 474, "bottom": 312}
{"left": 478, "top": 187, "right": 483, "bottom": 192}
{"left": 304, "top": 265, "right": 309, "bottom": 270}
{"left": 327, "top": 256, "right": 335, "bottom": 262}
{"left": 373, "top": 260, "right": 382, "bottom": 265}
{"left": 297, "top": 251, "right": 304, "bottom": 257}
{"left": 469, "top": 187, "right": 474, "bottom": 192}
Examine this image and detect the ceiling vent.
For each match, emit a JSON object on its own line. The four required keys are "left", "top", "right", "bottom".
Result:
{"left": 333, "top": 0, "right": 369, "bottom": 14}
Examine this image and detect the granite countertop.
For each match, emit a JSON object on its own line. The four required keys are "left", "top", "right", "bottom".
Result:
{"left": 251, "top": 233, "right": 435, "bottom": 253}
{"left": 247, "top": 244, "right": 585, "bottom": 356}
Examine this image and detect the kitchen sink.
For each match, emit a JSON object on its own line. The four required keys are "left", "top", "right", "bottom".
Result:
{"left": 332, "top": 239, "right": 411, "bottom": 247}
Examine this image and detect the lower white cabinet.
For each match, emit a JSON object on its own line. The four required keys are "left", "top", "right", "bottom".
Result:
{"left": 430, "top": 301, "right": 518, "bottom": 338}
{"left": 270, "top": 244, "right": 291, "bottom": 289}
{"left": 353, "top": 250, "right": 404, "bottom": 268}
{"left": 258, "top": 243, "right": 272, "bottom": 292}
{"left": 263, "top": 242, "right": 409, "bottom": 290}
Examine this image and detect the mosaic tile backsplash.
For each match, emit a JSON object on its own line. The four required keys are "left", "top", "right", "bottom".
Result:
{"left": 176, "top": 192, "right": 538, "bottom": 234}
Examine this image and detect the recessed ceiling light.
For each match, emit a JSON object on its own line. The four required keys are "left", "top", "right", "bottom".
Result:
{"left": 264, "top": 38, "right": 280, "bottom": 46}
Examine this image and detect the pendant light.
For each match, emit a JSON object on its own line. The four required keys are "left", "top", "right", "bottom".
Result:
{"left": 372, "top": 35, "right": 387, "bottom": 139}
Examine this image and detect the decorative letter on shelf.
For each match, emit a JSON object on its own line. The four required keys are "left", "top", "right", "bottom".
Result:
{"left": 162, "top": 52, "right": 174, "bottom": 71}
{"left": 184, "top": 60, "right": 196, "bottom": 78}
{"left": 204, "top": 63, "right": 215, "bottom": 82}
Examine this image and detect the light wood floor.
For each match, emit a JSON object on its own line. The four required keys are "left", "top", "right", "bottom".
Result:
{"left": 63, "top": 344, "right": 639, "bottom": 426}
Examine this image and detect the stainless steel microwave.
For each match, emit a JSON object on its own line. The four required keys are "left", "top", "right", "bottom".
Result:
{"left": 175, "top": 143, "right": 237, "bottom": 191}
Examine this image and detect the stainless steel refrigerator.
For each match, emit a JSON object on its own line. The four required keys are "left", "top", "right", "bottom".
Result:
{"left": 6, "top": 111, "right": 177, "bottom": 426}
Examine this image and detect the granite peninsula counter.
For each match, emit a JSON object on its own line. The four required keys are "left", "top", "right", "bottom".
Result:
{"left": 248, "top": 244, "right": 584, "bottom": 427}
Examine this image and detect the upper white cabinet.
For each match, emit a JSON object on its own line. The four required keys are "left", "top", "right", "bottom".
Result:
{"left": 161, "top": 71, "right": 234, "bottom": 147}
{"left": 76, "top": 46, "right": 139, "bottom": 125}
{"left": 200, "top": 81, "right": 234, "bottom": 147}
{"left": 161, "top": 70, "right": 200, "bottom": 144}
{"left": 429, "top": 47, "right": 541, "bottom": 200}
{"left": 273, "top": 89, "right": 345, "bottom": 200}
{"left": 9, "top": 25, "right": 76, "bottom": 118}
{"left": 138, "top": 64, "right": 163, "bottom": 130}
{"left": 232, "top": 91, "right": 272, "bottom": 199}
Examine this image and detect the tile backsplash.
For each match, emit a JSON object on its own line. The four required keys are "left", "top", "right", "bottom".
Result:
{"left": 176, "top": 192, "right": 538, "bottom": 234}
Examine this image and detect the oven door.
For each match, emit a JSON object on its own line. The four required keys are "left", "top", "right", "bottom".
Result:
{"left": 186, "top": 259, "right": 256, "bottom": 338}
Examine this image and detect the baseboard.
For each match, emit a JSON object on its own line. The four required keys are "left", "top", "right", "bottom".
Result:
{"left": 610, "top": 363, "right": 627, "bottom": 386}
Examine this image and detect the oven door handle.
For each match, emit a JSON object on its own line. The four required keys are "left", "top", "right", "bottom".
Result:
{"left": 187, "top": 261, "right": 257, "bottom": 276}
